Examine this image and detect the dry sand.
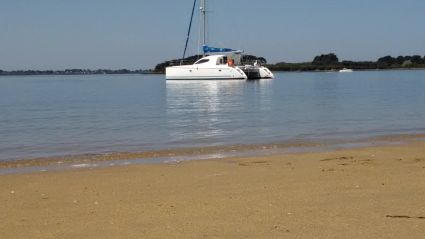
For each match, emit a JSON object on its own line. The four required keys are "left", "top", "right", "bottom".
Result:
{"left": 1, "top": 142, "right": 425, "bottom": 238}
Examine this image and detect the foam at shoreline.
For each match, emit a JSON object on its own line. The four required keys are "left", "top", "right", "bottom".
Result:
{"left": 1, "top": 133, "right": 424, "bottom": 175}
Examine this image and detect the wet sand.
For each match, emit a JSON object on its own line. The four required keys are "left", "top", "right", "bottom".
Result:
{"left": 1, "top": 142, "right": 425, "bottom": 238}
{"left": 2, "top": 133, "right": 425, "bottom": 171}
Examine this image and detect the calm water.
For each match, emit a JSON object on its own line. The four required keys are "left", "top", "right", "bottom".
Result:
{"left": 1, "top": 70, "right": 425, "bottom": 160}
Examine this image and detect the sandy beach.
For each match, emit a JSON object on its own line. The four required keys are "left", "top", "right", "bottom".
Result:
{"left": 1, "top": 141, "right": 425, "bottom": 238}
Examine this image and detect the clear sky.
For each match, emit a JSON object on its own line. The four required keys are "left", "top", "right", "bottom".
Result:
{"left": 1, "top": 0, "right": 424, "bottom": 70}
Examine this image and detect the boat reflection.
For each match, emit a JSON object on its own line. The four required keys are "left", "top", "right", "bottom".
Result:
{"left": 165, "top": 80, "right": 245, "bottom": 147}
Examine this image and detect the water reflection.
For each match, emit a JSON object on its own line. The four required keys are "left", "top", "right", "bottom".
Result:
{"left": 2, "top": 71, "right": 424, "bottom": 160}
{"left": 311, "top": 73, "right": 341, "bottom": 133}
{"left": 166, "top": 80, "right": 245, "bottom": 147}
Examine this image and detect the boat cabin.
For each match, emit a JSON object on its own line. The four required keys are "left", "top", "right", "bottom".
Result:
{"left": 193, "top": 55, "right": 240, "bottom": 67}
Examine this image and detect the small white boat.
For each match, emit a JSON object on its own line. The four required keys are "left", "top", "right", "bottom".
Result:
{"left": 339, "top": 68, "right": 354, "bottom": 72}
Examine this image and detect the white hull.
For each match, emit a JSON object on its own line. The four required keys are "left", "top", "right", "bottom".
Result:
{"left": 258, "top": 66, "right": 274, "bottom": 79}
{"left": 339, "top": 68, "right": 353, "bottom": 72}
{"left": 239, "top": 65, "right": 274, "bottom": 79}
{"left": 166, "top": 66, "right": 247, "bottom": 80}
{"left": 166, "top": 55, "right": 247, "bottom": 80}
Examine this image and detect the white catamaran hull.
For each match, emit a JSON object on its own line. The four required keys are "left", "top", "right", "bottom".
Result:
{"left": 239, "top": 65, "right": 274, "bottom": 79}
{"left": 259, "top": 67, "right": 274, "bottom": 79}
{"left": 166, "top": 64, "right": 247, "bottom": 80}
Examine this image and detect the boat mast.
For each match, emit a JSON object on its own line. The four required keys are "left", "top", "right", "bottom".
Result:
{"left": 181, "top": 0, "right": 197, "bottom": 65}
{"left": 200, "top": 0, "right": 207, "bottom": 55}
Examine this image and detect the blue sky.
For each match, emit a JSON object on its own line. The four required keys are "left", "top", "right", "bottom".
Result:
{"left": 0, "top": 0, "right": 424, "bottom": 70}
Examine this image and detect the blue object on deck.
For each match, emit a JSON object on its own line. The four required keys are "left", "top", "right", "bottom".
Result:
{"left": 203, "top": 45, "right": 237, "bottom": 53}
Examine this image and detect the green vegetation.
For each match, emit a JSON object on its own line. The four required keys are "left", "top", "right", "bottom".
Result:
{"left": 313, "top": 53, "right": 339, "bottom": 65}
{"left": 267, "top": 54, "right": 425, "bottom": 72}
{"left": 153, "top": 53, "right": 425, "bottom": 73}
{"left": 154, "top": 55, "right": 204, "bottom": 73}
{"left": 1, "top": 54, "right": 424, "bottom": 76}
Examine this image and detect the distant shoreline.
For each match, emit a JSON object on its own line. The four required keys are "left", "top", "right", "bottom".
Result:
{"left": 2, "top": 54, "right": 424, "bottom": 76}
{"left": 141, "top": 67, "right": 425, "bottom": 76}
{"left": 271, "top": 67, "right": 425, "bottom": 73}
{"left": 0, "top": 69, "right": 150, "bottom": 76}
{"left": 152, "top": 53, "right": 425, "bottom": 73}
{"left": 1, "top": 67, "right": 424, "bottom": 77}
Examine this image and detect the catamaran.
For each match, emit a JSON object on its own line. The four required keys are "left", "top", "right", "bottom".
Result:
{"left": 166, "top": 0, "right": 273, "bottom": 80}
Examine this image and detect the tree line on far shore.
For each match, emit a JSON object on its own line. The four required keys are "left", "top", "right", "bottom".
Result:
{"left": 266, "top": 54, "right": 425, "bottom": 71}
{"left": 1, "top": 54, "right": 425, "bottom": 76}
{"left": 152, "top": 53, "right": 425, "bottom": 73}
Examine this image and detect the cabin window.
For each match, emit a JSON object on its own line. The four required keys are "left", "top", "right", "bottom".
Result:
{"left": 217, "top": 57, "right": 227, "bottom": 65}
{"left": 194, "top": 59, "right": 210, "bottom": 64}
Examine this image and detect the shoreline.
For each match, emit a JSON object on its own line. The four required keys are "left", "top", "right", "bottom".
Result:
{"left": 1, "top": 139, "right": 425, "bottom": 238}
{"left": 138, "top": 68, "right": 425, "bottom": 75}
{"left": 1, "top": 68, "right": 425, "bottom": 76}
{"left": 1, "top": 133, "right": 425, "bottom": 175}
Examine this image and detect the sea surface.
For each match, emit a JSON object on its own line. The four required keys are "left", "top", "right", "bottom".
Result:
{"left": 1, "top": 70, "right": 425, "bottom": 161}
